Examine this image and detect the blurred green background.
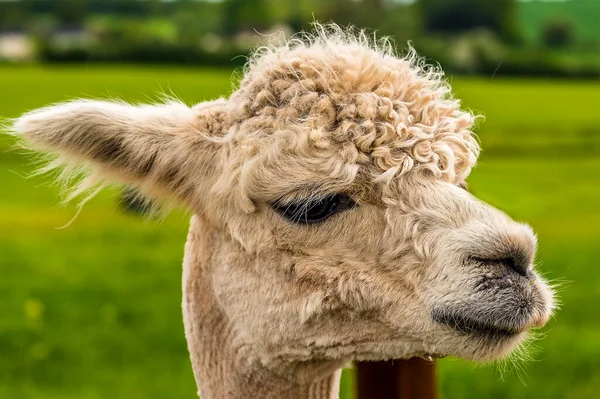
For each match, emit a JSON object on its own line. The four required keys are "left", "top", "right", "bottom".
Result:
{"left": 0, "top": 1, "right": 599, "bottom": 398}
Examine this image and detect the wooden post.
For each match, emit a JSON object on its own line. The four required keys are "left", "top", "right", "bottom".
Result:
{"left": 355, "top": 359, "right": 437, "bottom": 399}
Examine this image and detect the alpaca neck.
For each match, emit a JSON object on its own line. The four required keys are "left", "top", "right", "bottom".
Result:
{"left": 182, "top": 215, "right": 341, "bottom": 399}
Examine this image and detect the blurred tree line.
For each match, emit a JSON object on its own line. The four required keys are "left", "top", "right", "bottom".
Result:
{"left": 0, "top": 0, "right": 597, "bottom": 77}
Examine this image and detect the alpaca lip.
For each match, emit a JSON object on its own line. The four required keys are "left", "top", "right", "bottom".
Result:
{"left": 432, "top": 310, "right": 522, "bottom": 338}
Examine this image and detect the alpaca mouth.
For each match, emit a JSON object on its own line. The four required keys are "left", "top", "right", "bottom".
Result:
{"left": 432, "top": 310, "right": 522, "bottom": 339}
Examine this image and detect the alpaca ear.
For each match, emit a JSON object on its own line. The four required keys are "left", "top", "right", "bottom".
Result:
{"left": 10, "top": 99, "right": 227, "bottom": 207}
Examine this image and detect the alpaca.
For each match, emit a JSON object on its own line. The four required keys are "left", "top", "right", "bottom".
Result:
{"left": 7, "top": 25, "right": 554, "bottom": 399}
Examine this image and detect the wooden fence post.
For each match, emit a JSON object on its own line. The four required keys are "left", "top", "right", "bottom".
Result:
{"left": 355, "top": 359, "right": 437, "bottom": 399}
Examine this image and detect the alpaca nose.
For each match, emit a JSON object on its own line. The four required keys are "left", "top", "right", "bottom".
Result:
{"left": 470, "top": 223, "right": 537, "bottom": 278}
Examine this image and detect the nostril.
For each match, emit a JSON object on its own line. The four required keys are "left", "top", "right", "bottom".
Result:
{"left": 471, "top": 256, "right": 531, "bottom": 277}
{"left": 499, "top": 256, "right": 529, "bottom": 277}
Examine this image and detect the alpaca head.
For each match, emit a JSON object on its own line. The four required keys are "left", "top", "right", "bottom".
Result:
{"left": 10, "top": 26, "right": 554, "bottom": 375}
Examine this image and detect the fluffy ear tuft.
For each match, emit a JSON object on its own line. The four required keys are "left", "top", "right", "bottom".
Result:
{"left": 9, "top": 99, "right": 227, "bottom": 210}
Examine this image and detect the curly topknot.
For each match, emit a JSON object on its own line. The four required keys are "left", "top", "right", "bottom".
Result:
{"left": 228, "top": 24, "right": 480, "bottom": 185}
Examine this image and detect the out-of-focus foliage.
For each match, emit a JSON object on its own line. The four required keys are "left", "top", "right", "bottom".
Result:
{"left": 419, "top": 0, "right": 518, "bottom": 40}
{"left": 518, "top": 0, "right": 600, "bottom": 45}
{"left": 0, "top": 0, "right": 598, "bottom": 77}
{"left": 542, "top": 19, "right": 574, "bottom": 48}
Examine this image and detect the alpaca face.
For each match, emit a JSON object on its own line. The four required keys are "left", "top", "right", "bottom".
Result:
{"left": 205, "top": 36, "right": 554, "bottom": 365}
{"left": 9, "top": 28, "right": 554, "bottom": 372}
{"left": 210, "top": 173, "right": 553, "bottom": 365}
{"left": 207, "top": 139, "right": 554, "bottom": 367}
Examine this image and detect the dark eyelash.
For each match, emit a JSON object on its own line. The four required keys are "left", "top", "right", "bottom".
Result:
{"left": 272, "top": 194, "right": 356, "bottom": 225}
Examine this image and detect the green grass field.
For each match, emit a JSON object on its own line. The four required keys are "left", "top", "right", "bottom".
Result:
{"left": 1, "top": 65, "right": 599, "bottom": 399}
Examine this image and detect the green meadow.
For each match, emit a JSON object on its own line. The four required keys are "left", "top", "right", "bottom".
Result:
{"left": 0, "top": 65, "right": 599, "bottom": 399}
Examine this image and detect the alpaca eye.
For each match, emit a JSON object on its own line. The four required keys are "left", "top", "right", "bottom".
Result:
{"left": 273, "top": 194, "right": 355, "bottom": 224}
